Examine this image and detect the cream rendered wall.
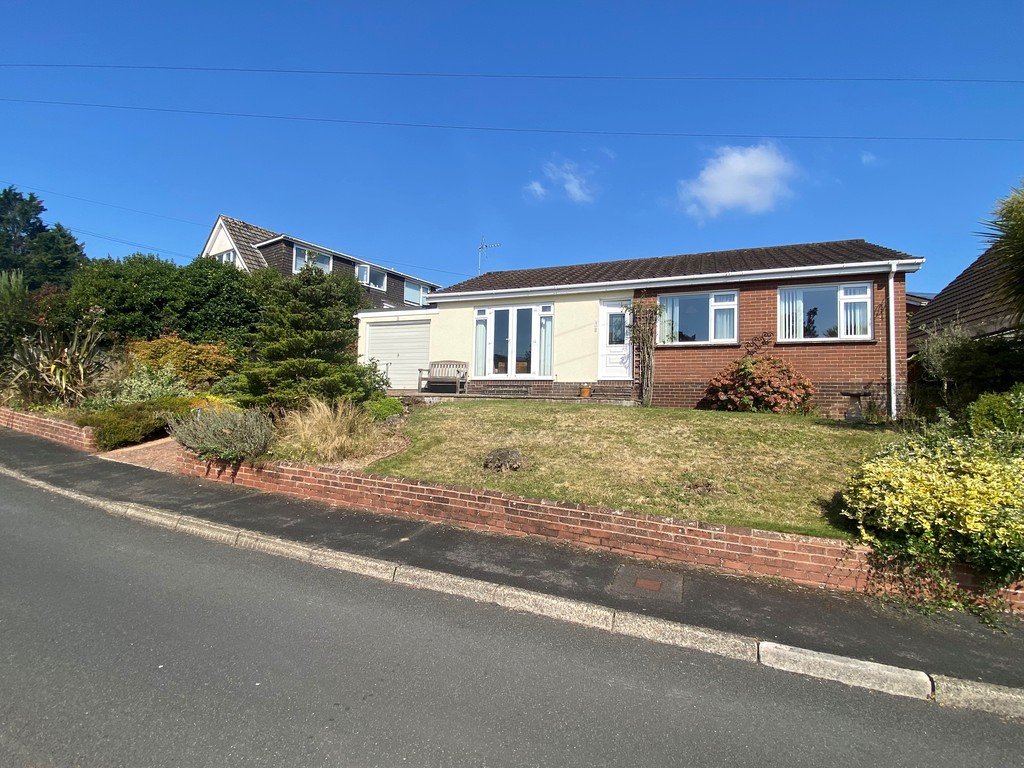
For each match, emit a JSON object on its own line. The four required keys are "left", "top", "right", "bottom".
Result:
{"left": 204, "top": 224, "right": 235, "bottom": 258}
{"left": 431, "top": 291, "right": 632, "bottom": 381}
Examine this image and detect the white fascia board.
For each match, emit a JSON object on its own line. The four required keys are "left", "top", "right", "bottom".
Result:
{"left": 429, "top": 258, "right": 925, "bottom": 303}
{"left": 356, "top": 308, "right": 440, "bottom": 321}
{"left": 199, "top": 216, "right": 250, "bottom": 273}
{"left": 254, "top": 234, "right": 441, "bottom": 288}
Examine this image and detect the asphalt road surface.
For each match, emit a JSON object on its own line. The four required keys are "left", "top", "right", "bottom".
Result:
{"left": 1, "top": 474, "right": 1021, "bottom": 767}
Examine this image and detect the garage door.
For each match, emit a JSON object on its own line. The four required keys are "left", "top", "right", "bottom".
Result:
{"left": 365, "top": 320, "right": 431, "bottom": 389}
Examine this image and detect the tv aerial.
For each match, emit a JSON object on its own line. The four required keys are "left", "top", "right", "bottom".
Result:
{"left": 477, "top": 238, "right": 500, "bottom": 275}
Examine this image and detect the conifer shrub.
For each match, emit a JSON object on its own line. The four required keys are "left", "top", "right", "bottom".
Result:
{"left": 74, "top": 396, "right": 194, "bottom": 451}
{"left": 702, "top": 355, "right": 815, "bottom": 414}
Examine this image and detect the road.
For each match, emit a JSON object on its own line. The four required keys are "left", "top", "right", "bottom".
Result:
{"left": 1, "top": 473, "right": 1021, "bottom": 767}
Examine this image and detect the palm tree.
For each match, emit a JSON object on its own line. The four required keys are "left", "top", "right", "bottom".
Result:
{"left": 984, "top": 182, "right": 1024, "bottom": 323}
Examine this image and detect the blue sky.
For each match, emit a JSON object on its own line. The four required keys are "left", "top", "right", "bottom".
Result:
{"left": 2, "top": 1, "right": 1022, "bottom": 292}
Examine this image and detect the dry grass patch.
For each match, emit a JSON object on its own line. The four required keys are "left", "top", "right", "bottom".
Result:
{"left": 369, "top": 400, "right": 897, "bottom": 538}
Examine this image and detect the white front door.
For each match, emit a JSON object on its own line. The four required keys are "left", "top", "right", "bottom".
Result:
{"left": 598, "top": 300, "right": 632, "bottom": 380}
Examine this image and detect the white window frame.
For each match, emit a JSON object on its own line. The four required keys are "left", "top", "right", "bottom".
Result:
{"left": 355, "top": 263, "right": 387, "bottom": 291}
{"left": 473, "top": 303, "right": 554, "bottom": 379}
{"left": 404, "top": 281, "right": 429, "bottom": 306}
{"left": 777, "top": 282, "right": 873, "bottom": 342}
{"left": 658, "top": 290, "right": 738, "bottom": 345}
{"left": 293, "top": 245, "right": 332, "bottom": 274}
{"left": 211, "top": 249, "right": 236, "bottom": 265}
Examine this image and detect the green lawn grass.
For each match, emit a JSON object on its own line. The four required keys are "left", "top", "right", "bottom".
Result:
{"left": 368, "top": 400, "right": 896, "bottom": 539}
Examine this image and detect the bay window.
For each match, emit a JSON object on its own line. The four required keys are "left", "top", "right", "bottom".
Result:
{"left": 659, "top": 291, "right": 737, "bottom": 344}
{"left": 473, "top": 304, "right": 554, "bottom": 378}
{"left": 778, "top": 283, "right": 871, "bottom": 341}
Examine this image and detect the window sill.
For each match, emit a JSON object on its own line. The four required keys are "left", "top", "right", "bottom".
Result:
{"left": 656, "top": 342, "right": 740, "bottom": 348}
{"left": 774, "top": 337, "right": 875, "bottom": 345}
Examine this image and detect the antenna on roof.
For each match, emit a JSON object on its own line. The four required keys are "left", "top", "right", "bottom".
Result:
{"left": 477, "top": 238, "right": 500, "bottom": 275}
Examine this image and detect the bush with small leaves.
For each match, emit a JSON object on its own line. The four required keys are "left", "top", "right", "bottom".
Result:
{"left": 168, "top": 407, "right": 274, "bottom": 462}
{"left": 128, "top": 335, "right": 236, "bottom": 388}
{"left": 74, "top": 396, "right": 194, "bottom": 451}
{"left": 364, "top": 396, "right": 404, "bottom": 422}
{"left": 702, "top": 355, "right": 815, "bottom": 414}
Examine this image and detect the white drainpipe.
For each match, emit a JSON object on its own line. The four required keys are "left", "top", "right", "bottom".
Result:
{"left": 887, "top": 263, "right": 898, "bottom": 418}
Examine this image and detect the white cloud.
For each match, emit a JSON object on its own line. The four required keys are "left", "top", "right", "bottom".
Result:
{"left": 678, "top": 143, "right": 796, "bottom": 220}
{"left": 860, "top": 150, "right": 878, "bottom": 167}
{"left": 543, "top": 161, "right": 594, "bottom": 203}
{"left": 525, "top": 180, "right": 547, "bottom": 200}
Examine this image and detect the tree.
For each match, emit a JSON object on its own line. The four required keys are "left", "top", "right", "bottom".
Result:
{"left": 985, "top": 182, "right": 1024, "bottom": 322}
{"left": 231, "top": 266, "right": 381, "bottom": 408}
{"left": 0, "top": 186, "right": 46, "bottom": 270}
{"left": 0, "top": 186, "right": 86, "bottom": 289}
{"left": 172, "top": 257, "right": 260, "bottom": 351}
{"left": 0, "top": 270, "right": 33, "bottom": 358}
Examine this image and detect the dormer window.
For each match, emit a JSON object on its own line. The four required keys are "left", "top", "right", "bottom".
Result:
{"left": 293, "top": 245, "right": 332, "bottom": 273}
{"left": 355, "top": 264, "right": 387, "bottom": 291}
{"left": 211, "top": 249, "right": 236, "bottom": 265}
{"left": 404, "top": 281, "right": 430, "bottom": 305}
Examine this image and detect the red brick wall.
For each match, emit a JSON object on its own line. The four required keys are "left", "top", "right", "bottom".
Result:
{"left": 641, "top": 273, "right": 907, "bottom": 418}
{"left": 179, "top": 452, "right": 1024, "bottom": 611}
{"left": 0, "top": 407, "right": 99, "bottom": 453}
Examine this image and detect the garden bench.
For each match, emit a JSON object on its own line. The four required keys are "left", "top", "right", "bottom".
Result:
{"left": 418, "top": 360, "right": 469, "bottom": 394}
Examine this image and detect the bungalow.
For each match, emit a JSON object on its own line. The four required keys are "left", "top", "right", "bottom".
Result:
{"left": 199, "top": 215, "right": 441, "bottom": 310}
{"left": 358, "top": 240, "right": 924, "bottom": 416}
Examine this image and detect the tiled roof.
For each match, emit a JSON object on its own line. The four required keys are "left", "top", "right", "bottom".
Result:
{"left": 907, "top": 247, "right": 1018, "bottom": 346}
{"left": 219, "top": 215, "right": 280, "bottom": 272}
{"left": 436, "top": 239, "right": 920, "bottom": 295}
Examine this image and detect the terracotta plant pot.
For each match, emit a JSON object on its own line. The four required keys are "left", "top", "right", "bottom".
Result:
{"left": 579, "top": 386, "right": 592, "bottom": 398}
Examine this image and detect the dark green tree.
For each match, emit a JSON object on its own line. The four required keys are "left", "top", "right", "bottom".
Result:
{"left": 0, "top": 186, "right": 46, "bottom": 270}
{"left": 0, "top": 270, "right": 34, "bottom": 358}
{"left": 62, "top": 253, "right": 179, "bottom": 340}
{"left": 172, "top": 257, "right": 260, "bottom": 351}
{"left": 22, "top": 224, "right": 88, "bottom": 289}
{"left": 231, "top": 266, "right": 383, "bottom": 408}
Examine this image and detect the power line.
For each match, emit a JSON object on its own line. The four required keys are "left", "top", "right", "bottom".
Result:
{"left": 2, "top": 96, "right": 1022, "bottom": 143}
{"left": 2, "top": 62, "right": 1023, "bottom": 86}
{"left": 54, "top": 223, "right": 194, "bottom": 259}
{"left": 3, "top": 180, "right": 206, "bottom": 227}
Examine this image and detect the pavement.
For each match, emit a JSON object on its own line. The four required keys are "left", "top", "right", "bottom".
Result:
{"left": 2, "top": 427, "right": 1023, "bottom": 719}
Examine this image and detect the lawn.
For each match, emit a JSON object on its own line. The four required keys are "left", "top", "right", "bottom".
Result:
{"left": 368, "top": 400, "right": 897, "bottom": 539}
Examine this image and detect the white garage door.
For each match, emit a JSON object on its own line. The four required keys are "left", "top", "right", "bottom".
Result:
{"left": 365, "top": 320, "right": 431, "bottom": 389}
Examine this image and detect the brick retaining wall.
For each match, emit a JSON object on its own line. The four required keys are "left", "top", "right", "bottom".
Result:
{"left": 180, "top": 454, "right": 1024, "bottom": 610}
{"left": 0, "top": 407, "right": 99, "bottom": 453}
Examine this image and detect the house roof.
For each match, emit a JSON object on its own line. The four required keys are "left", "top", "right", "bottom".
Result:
{"left": 218, "top": 215, "right": 279, "bottom": 272}
{"left": 907, "top": 246, "right": 1018, "bottom": 346}
{"left": 434, "top": 239, "right": 923, "bottom": 298}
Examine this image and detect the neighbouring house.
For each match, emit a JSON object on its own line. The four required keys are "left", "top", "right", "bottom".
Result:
{"left": 199, "top": 215, "right": 441, "bottom": 310}
{"left": 358, "top": 239, "right": 924, "bottom": 417}
{"left": 907, "top": 246, "right": 1018, "bottom": 351}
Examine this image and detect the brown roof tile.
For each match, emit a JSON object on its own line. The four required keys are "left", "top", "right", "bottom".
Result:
{"left": 436, "top": 239, "right": 919, "bottom": 294}
{"left": 219, "top": 215, "right": 280, "bottom": 273}
{"left": 908, "top": 247, "right": 1018, "bottom": 346}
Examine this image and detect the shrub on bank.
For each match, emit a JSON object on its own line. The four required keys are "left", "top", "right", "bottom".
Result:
{"left": 702, "top": 355, "right": 815, "bottom": 414}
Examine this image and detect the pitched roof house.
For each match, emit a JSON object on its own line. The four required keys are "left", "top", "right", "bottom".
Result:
{"left": 199, "top": 215, "right": 440, "bottom": 310}
{"left": 359, "top": 239, "right": 924, "bottom": 416}
{"left": 907, "top": 246, "right": 1018, "bottom": 350}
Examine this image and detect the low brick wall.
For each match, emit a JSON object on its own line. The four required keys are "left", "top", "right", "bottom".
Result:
{"left": 180, "top": 453, "right": 1024, "bottom": 611}
{"left": 0, "top": 407, "right": 99, "bottom": 453}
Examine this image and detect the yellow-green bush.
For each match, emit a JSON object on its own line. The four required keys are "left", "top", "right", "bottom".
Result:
{"left": 128, "top": 335, "right": 236, "bottom": 388}
{"left": 843, "top": 435, "right": 1024, "bottom": 587}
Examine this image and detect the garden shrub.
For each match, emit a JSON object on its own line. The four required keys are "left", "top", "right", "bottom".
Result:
{"left": 83, "top": 363, "right": 191, "bottom": 409}
{"left": 843, "top": 432, "right": 1024, "bottom": 595}
{"left": 364, "top": 396, "right": 404, "bottom": 422}
{"left": 5, "top": 319, "right": 106, "bottom": 406}
{"left": 967, "top": 384, "right": 1024, "bottom": 437}
{"left": 702, "top": 355, "right": 815, "bottom": 414}
{"left": 128, "top": 335, "right": 236, "bottom": 388}
{"left": 167, "top": 407, "right": 274, "bottom": 462}
{"left": 74, "top": 396, "right": 194, "bottom": 451}
{"left": 273, "top": 398, "right": 377, "bottom": 464}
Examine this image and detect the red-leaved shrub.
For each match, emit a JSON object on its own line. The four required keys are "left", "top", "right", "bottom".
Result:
{"left": 702, "top": 355, "right": 815, "bottom": 414}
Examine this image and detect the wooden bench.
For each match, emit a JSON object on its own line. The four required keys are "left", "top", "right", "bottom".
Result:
{"left": 418, "top": 360, "right": 469, "bottom": 394}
